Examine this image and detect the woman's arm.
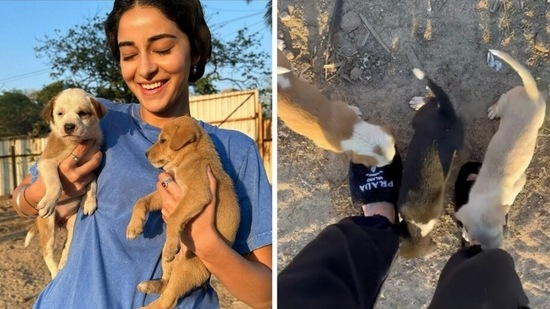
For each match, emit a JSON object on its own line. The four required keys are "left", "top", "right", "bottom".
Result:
{"left": 158, "top": 169, "right": 272, "bottom": 308}
{"left": 11, "top": 140, "right": 103, "bottom": 219}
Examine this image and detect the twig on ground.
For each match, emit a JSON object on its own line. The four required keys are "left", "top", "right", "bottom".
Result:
{"left": 490, "top": 0, "right": 501, "bottom": 13}
{"left": 358, "top": 13, "right": 395, "bottom": 59}
{"left": 404, "top": 42, "right": 424, "bottom": 71}
{"left": 325, "top": 0, "right": 343, "bottom": 79}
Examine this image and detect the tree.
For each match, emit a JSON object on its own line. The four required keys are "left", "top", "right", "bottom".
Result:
{"left": 203, "top": 28, "right": 271, "bottom": 97}
{"left": 246, "top": 0, "right": 272, "bottom": 27}
{"left": 0, "top": 91, "right": 42, "bottom": 137}
{"left": 35, "top": 14, "right": 271, "bottom": 100}
{"left": 35, "top": 16, "right": 135, "bottom": 103}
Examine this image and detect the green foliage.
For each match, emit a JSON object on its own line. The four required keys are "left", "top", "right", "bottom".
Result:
{"left": 35, "top": 15, "right": 135, "bottom": 102}
{"left": 246, "top": 0, "right": 272, "bottom": 27}
{"left": 0, "top": 91, "right": 43, "bottom": 137}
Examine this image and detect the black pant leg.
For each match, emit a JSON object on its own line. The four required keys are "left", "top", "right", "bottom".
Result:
{"left": 278, "top": 216, "right": 399, "bottom": 309}
{"left": 429, "top": 246, "right": 530, "bottom": 309}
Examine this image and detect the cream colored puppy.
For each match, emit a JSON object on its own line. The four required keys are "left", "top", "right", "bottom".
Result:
{"left": 277, "top": 49, "right": 396, "bottom": 167}
{"left": 455, "top": 49, "right": 546, "bottom": 249}
{"left": 25, "top": 88, "right": 106, "bottom": 278}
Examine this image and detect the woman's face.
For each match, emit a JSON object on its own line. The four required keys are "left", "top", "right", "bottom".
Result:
{"left": 117, "top": 6, "right": 197, "bottom": 127}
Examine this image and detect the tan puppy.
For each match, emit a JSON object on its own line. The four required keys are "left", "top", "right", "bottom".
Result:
{"left": 455, "top": 49, "right": 547, "bottom": 249}
{"left": 126, "top": 115, "right": 240, "bottom": 309}
{"left": 25, "top": 88, "right": 106, "bottom": 278}
{"left": 277, "top": 49, "right": 396, "bottom": 167}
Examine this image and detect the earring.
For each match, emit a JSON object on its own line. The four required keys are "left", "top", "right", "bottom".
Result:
{"left": 192, "top": 65, "right": 197, "bottom": 76}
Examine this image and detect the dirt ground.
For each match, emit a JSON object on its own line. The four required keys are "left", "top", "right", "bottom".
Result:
{"left": 0, "top": 197, "right": 250, "bottom": 309}
{"left": 277, "top": 0, "right": 550, "bottom": 308}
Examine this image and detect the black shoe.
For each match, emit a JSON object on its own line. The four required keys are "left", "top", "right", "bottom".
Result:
{"left": 349, "top": 149, "right": 403, "bottom": 222}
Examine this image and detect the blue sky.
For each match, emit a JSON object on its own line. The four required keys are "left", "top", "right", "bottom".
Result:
{"left": 0, "top": 0, "right": 272, "bottom": 92}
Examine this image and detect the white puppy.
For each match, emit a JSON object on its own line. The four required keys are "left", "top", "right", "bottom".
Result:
{"left": 25, "top": 88, "right": 106, "bottom": 278}
{"left": 277, "top": 49, "right": 396, "bottom": 167}
{"left": 455, "top": 50, "right": 546, "bottom": 249}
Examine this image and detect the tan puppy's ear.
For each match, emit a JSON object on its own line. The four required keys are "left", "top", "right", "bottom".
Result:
{"left": 41, "top": 95, "right": 58, "bottom": 124}
{"left": 89, "top": 97, "right": 107, "bottom": 119}
{"left": 169, "top": 124, "right": 198, "bottom": 151}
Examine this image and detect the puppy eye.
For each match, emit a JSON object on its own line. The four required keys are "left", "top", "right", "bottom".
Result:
{"left": 57, "top": 112, "right": 63, "bottom": 116}
{"left": 78, "top": 111, "right": 90, "bottom": 118}
{"left": 159, "top": 138, "right": 166, "bottom": 144}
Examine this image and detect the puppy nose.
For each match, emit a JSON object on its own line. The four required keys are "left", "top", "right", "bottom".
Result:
{"left": 64, "top": 123, "right": 76, "bottom": 133}
{"left": 145, "top": 150, "right": 150, "bottom": 158}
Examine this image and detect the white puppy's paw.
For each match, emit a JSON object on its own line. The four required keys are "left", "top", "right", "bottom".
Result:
{"left": 37, "top": 195, "right": 59, "bottom": 217}
{"left": 409, "top": 96, "right": 426, "bottom": 111}
{"left": 487, "top": 103, "right": 500, "bottom": 119}
{"left": 82, "top": 197, "right": 97, "bottom": 216}
{"left": 348, "top": 105, "right": 363, "bottom": 117}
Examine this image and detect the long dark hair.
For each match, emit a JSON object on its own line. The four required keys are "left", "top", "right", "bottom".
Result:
{"left": 105, "top": 0, "right": 211, "bottom": 82}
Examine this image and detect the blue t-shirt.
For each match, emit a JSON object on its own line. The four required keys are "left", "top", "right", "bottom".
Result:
{"left": 32, "top": 100, "right": 272, "bottom": 308}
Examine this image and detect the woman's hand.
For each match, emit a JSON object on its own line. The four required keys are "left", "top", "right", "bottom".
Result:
{"left": 157, "top": 167, "right": 272, "bottom": 308}
{"left": 17, "top": 140, "right": 102, "bottom": 219}
{"left": 56, "top": 140, "right": 103, "bottom": 201}
{"left": 157, "top": 166, "right": 221, "bottom": 255}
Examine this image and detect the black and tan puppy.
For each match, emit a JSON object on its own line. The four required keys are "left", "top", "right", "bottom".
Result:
{"left": 396, "top": 69, "right": 464, "bottom": 258}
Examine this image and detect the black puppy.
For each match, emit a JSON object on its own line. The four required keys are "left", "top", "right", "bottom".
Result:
{"left": 453, "top": 162, "right": 482, "bottom": 247}
{"left": 396, "top": 68, "right": 464, "bottom": 258}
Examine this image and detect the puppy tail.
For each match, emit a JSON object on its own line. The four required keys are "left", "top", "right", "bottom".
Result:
{"left": 412, "top": 68, "right": 456, "bottom": 117}
{"left": 488, "top": 49, "right": 540, "bottom": 102}
{"left": 24, "top": 224, "right": 37, "bottom": 248}
{"left": 412, "top": 68, "right": 425, "bottom": 80}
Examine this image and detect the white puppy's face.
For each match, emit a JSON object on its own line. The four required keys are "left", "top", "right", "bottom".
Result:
{"left": 42, "top": 88, "right": 106, "bottom": 141}
{"left": 455, "top": 197, "right": 509, "bottom": 249}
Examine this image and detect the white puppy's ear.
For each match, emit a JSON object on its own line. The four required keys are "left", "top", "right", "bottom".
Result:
{"left": 89, "top": 97, "right": 107, "bottom": 119}
{"left": 41, "top": 95, "right": 58, "bottom": 124}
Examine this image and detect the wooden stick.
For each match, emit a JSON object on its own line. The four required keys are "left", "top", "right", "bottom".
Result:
{"left": 404, "top": 42, "right": 424, "bottom": 71}
{"left": 358, "top": 13, "right": 395, "bottom": 59}
{"left": 325, "top": 0, "right": 344, "bottom": 79}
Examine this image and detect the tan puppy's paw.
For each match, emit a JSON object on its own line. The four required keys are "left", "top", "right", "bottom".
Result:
{"left": 162, "top": 239, "right": 181, "bottom": 263}
{"left": 409, "top": 96, "right": 426, "bottom": 111}
{"left": 487, "top": 103, "right": 500, "bottom": 119}
{"left": 126, "top": 221, "right": 144, "bottom": 240}
{"left": 138, "top": 279, "right": 166, "bottom": 294}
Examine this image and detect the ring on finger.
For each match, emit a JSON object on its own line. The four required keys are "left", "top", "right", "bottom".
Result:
{"left": 70, "top": 153, "right": 80, "bottom": 163}
{"left": 161, "top": 178, "right": 173, "bottom": 189}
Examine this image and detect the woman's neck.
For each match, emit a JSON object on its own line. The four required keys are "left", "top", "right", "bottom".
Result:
{"left": 139, "top": 103, "right": 191, "bottom": 128}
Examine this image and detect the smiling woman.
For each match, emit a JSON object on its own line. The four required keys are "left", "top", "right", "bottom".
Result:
{"left": 11, "top": 0, "right": 272, "bottom": 308}
{"left": 114, "top": 6, "right": 196, "bottom": 127}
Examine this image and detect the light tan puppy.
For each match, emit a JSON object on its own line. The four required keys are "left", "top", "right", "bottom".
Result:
{"left": 455, "top": 49, "right": 546, "bottom": 249}
{"left": 277, "top": 49, "right": 396, "bottom": 167}
{"left": 126, "top": 115, "right": 240, "bottom": 309}
{"left": 25, "top": 88, "right": 106, "bottom": 278}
